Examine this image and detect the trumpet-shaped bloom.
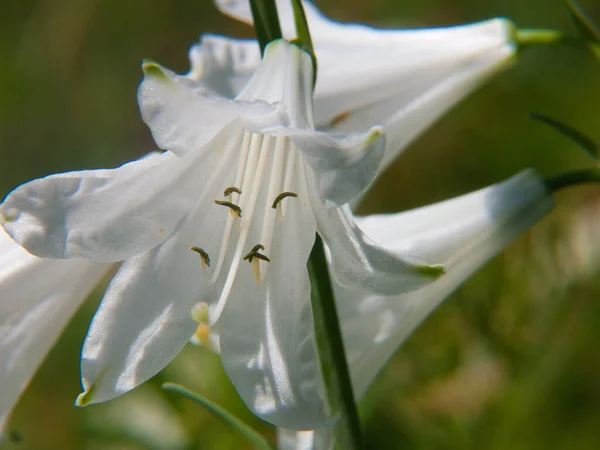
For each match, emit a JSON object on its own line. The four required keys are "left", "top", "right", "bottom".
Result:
{"left": 277, "top": 169, "right": 553, "bottom": 448}
{"left": 0, "top": 40, "right": 446, "bottom": 430}
{"left": 0, "top": 228, "right": 109, "bottom": 437}
{"left": 206, "top": 0, "right": 517, "bottom": 170}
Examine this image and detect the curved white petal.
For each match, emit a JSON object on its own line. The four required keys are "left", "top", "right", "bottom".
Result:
{"left": 319, "top": 39, "right": 515, "bottom": 171}
{"left": 1, "top": 126, "right": 238, "bottom": 262}
{"left": 76, "top": 128, "right": 247, "bottom": 404}
{"left": 217, "top": 152, "right": 327, "bottom": 430}
{"left": 236, "top": 40, "right": 314, "bottom": 129}
{"left": 246, "top": 41, "right": 386, "bottom": 204}
{"left": 338, "top": 170, "right": 552, "bottom": 398}
{"left": 187, "top": 34, "right": 260, "bottom": 99}
{"left": 286, "top": 127, "right": 384, "bottom": 205}
{"left": 77, "top": 223, "right": 203, "bottom": 405}
{"left": 309, "top": 185, "right": 444, "bottom": 296}
{"left": 0, "top": 228, "right": 109, "bottom": 435}
{"left": 213, "top": 0, "right": 331, "bottom": 39}
{"left": 139, "top": 61, "right": 278, "bottom": 156}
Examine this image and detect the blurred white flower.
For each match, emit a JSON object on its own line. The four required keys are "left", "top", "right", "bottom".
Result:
{"left": 0, "top": 227, "right": 109, "bottom": 438}
{"left": 277, "top": 169, "right": 553, "bottom": 448}
{"left": 0, "top": 40, "right": 445, "bottom": 430}
{"left": 206, "top": 0, "right": 517, "bottom": 170}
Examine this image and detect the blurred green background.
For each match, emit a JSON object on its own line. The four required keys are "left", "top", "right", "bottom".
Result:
{"left": 1, "top": 0, "right": 600, "bottom": 448}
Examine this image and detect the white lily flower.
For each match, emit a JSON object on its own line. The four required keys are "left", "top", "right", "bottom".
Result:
{"left": 0, "top": 40, "right": 445, "bottom": 430}
{"left": 206, "top": 0, "right": 517, "bottom": 170}
{"left": 0, "top": 227, "right": 109, "bottom": 437}
{"left": 278, "top": 169, "right": 553, "bottom": 448}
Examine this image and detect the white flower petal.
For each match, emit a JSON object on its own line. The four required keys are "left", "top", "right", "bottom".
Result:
{"left": 217, "top": 152, "right": 329, "bottom": 429}
{"left": 213, "top": 0, "right": 330, "bottom": 39}
{"left": 1, "top": 126, "right": 239, "bottom": 262}
{"left": 310, "top": 194, "right": 444, "bottom": 296}
{"left": 287, "top": 127, "right": 384, "bottom": 205}
{"left": 338, "top": 169, "right": 552, "bottom": 397}
{"left": 242, "top": 41, "right": 386, "bottom": 204}
{"left": 139, "top": 61, "right": 278, "bottom": 156}
{"left": 320, "top": 38, "right": 515, "bottom": 171}
{"left": 0, "top": 229, "right": 109, "bottom": 435}
{"left": 186, "top": 34, "right": 260, "bottom": 99}
{"left": 75, "top": 128, "right": 252, "bottom": 403}
{"left": 77, "top": 226, "right": 202, "bottom": 405}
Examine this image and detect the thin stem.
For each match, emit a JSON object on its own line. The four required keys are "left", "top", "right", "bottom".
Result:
{"left": 249, "top": 0, "right": 283, "bottom": 55}
{"left": 308, "top": 234, "right": 362, "bottom": 450}
{"left": 162, "top": 382, "right": 272, "bottom": 450}
{"left": 545, "top": 169, "right": 600, "bottom": 192}
{"left": 290, "top": 0, "right": 318, "bottom": 88}
{"left": 516, "top": 28, "right": 566, "bottom": 46}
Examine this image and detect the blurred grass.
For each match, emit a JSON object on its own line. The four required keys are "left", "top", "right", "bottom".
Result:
{"left": 1, "top": 0, "right": 600, "bottom": 449}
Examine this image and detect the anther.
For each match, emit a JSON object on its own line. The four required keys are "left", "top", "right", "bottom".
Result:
{"left": 214, "top": 200, "right": 242, "bottom": 217}
{"left": 191, "top": 302, "right": 210, "bottom": 324}
{"left": 223, "top": 186, "right": 242, "bottom": 197}
{"left": 328, "top": 110, "right": 350, "bottom": 128}
{"left": 190, "top": 246, "right": 211, "bottom": 267}
{"left": 271, "top": 192, "right": 298, "bottom": 209}
{"left": 243, "top": 244, "right": 271, "bottom": 263}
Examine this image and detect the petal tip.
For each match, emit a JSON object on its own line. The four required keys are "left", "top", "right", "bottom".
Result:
{"left": 0, "top": 213, "right": 15, "bottom": 224}
{"left": 75, "top": 383, "right": 96, "bottom": 407}
{"left": 365, "top": 126, "right": 384, "bottom": 145}
{"left": 142, "top": 59, "right": 170, "bottom": 82}
{"left": 415, "top": 263, "right": 446, "bottom": 279}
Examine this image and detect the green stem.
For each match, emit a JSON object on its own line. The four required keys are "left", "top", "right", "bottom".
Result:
{"left": 161, "top": 382, "right": 272, "bottom": 450}
{"left": 249, "top": 0, "right": 283, "bottom": 55}
{"left": 516, "top": 28, "right": 567, "bottom": 47}
{"left": 290, "top": 0, "right": 318, "bottom": 88}
{"left": 308, "top": 234, "right": 362, "bottom": 450}
{"left": 545, "top": 169, "right": 600, "bottom": 192}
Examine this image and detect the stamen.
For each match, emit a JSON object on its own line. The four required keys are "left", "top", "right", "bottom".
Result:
{"left": 209, "top": 131, "right": 252, "bottom": 284}
{"left": 280, "top": 148, "right": 297, "bottom": 218}
{"left": 252, "top": 259, "right": 262, "bottom": 284}
{"left": 214, "top": 200, "right": 242, "bottom": 217}
{"left": 223, "top": 186, "right": 242, "bottom": 197}
{"left": 190, "top": 246, "right": 211, "bottom": 267}
{"left": 192, "top": 324, "right": 212, "bottom": 347}
{"left": 190, "top": 302, "right": 210, "bottom": 324}
{"left": 210, "top": 133, "right": 271, "bottom": 326}
{"left": 190, "top": 302, "right": 212, "bottom": 348}
{"left": 271, "top": 192, "right": 298, "bottom": 209}
{"left": 327, "top": 110, "right": 350, "bottom": 129}
{"left": 243, "top": 244, "right": 270, "bottom": 262}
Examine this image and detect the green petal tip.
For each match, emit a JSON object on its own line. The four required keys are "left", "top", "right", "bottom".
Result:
{"left": 416, "top": 264, "right": 446, "bottom": 279}
{"left": 141, "top": 59, "right": 169, "bottom": 81}
{"left": 75, "top": 383, "right": 96, "bottom": 407}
